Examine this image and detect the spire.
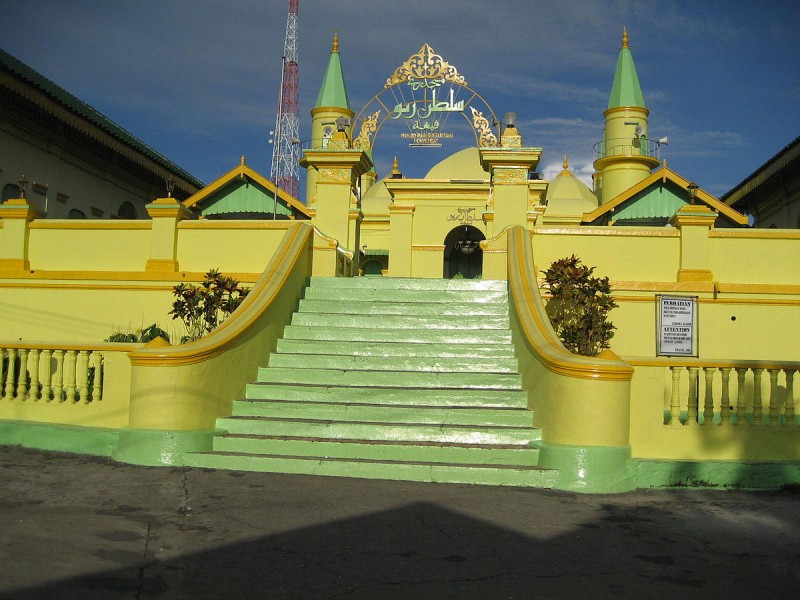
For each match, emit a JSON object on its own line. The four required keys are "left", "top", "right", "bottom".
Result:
{"left": 608, "top": 28, "right": 645, "bottom": 109}
{"left": 558, "top": 155, "right": 574, "bottom": 177}
{"left": 315, "top": 31, "right": 350, "bottom": 109}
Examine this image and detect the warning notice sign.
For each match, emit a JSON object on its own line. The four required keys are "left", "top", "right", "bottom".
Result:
{"left": 657, "top": 296, "right": 697, "bottom": 356}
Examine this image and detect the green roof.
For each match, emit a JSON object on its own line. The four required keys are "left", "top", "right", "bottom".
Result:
{"left": 608, "top": 33, "right": 646, "bottom": 109}
{"left": 315, "top": 47, "right": 350, "bottom": 109}
{"left": 0, "top": 47, "right": 204, "bottom": 189}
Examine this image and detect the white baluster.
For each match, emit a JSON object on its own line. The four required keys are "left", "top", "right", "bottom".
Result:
{"left": 78, "top": 350, "right": 90, "bottom": 404}
{"left": 65, "top": 350, "right": 77, "bottom": 403}
{"left": 720, "top": 368, "right": 732, "bottom": 424}
{"left": 703, "top": 367, "right": 716, "bottom": 425}
{"left": 687, "top": 367, "right": 699, "bottom": 423}
{"left": 16, "top": 348, "right": 29, "bottom": 400}
{"left": 669, "top": 366, "right": 682, "bottom": 425}
{"left": 752, "top": 368, "right": 764, "bottom": 424}
{"left": 735, "top": 368, "right": 748, "bottom": 425}
{"left": 40, "top": 349, "right": 53, "bottom": 401}
{"left": 784, "top": 369, "right": 796, "bottom": 424}
{"left": 768, "top": 369, "right": 780, "bottom": 425}
{"left": 92, "top": 351, "right": 103, "bottom": 402}
{"left": 52, "top": 350, "right": 64, "bottom": 402}
{"left": 28, "top": 349, "right": 41, "bottom": 401}
{"left": 5, "top": 348, "right": 17, "bottom": 400}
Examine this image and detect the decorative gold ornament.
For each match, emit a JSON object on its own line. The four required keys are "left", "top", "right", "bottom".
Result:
{"left": 385, "top": 43, "right": 467, "bottom": 88}
{"left": 353, "top": 110, "right": 380, "bottom": 151}
{"left": 318, "top": 168, "right": 352, "bottom": 184}
{"left": 493, "top": 167, "right": 528, "bottom": 183}
{"left": 470, "top": 107, "right": 498, "bottom": 147}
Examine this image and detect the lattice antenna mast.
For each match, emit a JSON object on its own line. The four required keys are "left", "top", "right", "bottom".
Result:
{"left": 270, "top": 0, "right": 300, "bottom": 200}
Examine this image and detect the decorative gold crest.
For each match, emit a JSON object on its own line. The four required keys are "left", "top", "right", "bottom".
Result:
{"left": 470, "top": 107, "right": 498, "bottom": 147}
{"left": 353, "top": 110, "right": 380, "bottom": 151}
{"left": 385, "top": 44, "right": 467, "bottom": 88}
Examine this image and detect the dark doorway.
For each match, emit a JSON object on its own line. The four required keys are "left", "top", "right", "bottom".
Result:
{"left": 443, "top": 225, "right": 485, "bottom": 279}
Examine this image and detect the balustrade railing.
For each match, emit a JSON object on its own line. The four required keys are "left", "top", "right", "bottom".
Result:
{"left": 629, "top": 359, "right": 798, "bottom": 427}
{"left": 0, "top": 343, "right": 134, "bottom": 404}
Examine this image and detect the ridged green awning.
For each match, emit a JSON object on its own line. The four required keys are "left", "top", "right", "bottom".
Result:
{"left": 200, "top": 180, "right": 291, "bottom": 217}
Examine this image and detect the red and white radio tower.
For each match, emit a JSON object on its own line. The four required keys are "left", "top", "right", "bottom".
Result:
{"left": 270, "top": 0, "right": 300, "bottom": 200}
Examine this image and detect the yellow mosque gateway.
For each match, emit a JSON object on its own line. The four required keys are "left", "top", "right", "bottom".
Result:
{"left": 0, "top": 33, "right": 798, "bottom": 492}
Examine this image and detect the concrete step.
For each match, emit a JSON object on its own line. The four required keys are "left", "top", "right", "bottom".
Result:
{"left": 290, "top": 312, "right": 511, "bottom": 330}
{"left": 303, "top": 286, "right": 509, "bottom": 304}
{"left": 267, "top": 353, "right": 518, "bottom": 374}
{"left": 184, "top": 451, "right": 558, "bottom": 487}
{"left": 217, "top": 416, "right": 537, "bottom": 445}
{"left": 282, "top": 325, "right": 513, "bottom": 345}
{"left": 256, "top": 367, "right": 523, "bottom": 389}
{"left": 244, "top": 383, "right": 529, "bottom": 408}
{"left": 297, "top": 298, "right": 509, "bottom": 317}
{"left": 232, "top": 400, "right": 533, "bottom": 427}
{"left": 309, "top": 276, "right": 506, "bottom": 292}
{"left": 275, "top": 338, "right": 517, "bottom": 359}
{"left": 211, "top": 435, "right": 540, "bottom": 466}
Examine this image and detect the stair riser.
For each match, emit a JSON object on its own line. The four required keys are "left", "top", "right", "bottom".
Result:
{"left": 309, "top": 276, "right": 507, "bottom": 292}
{"left": 267, "top": 354, "right": 518, "bottom": 374}
{"left": 231, "top": 401, "right": 533, "bottom": 427}
{"left": 245, "top": 384, "right": 529, "bottom": 408}
{"left": 291, "top": 313, "right": 510, "bottom": 330}
{"left": 214, "top": 436, "right": 540, "bottom": 466}
{"left": 217, "top": 418, "right": 536, "bottom": 445}
{"left": 256, "top": 367, "right": 523, "bottom": 389}
{"left": 303, "top": 288, "right": 509, "bottom": 304}
{"left": 298, "top": 299, "right": 508, "bottom": 317}
{"left": 282, "top": 326, "right": 512, "bottom": 344}
{"left": 185, "top": 453, "right": 558, "bottom": 487}
{"left": 275, "top": 339, "right": 517, "bottom": 359}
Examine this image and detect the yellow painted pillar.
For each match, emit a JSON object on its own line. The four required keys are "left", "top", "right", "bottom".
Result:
{"left": 388, "top": 203, "right": 415, "bottom": 277}
{"left": 480, "top": 145, "right": 542, "bottom": 232}
{"left": 301, "top": 140, "right": 372, "bottom": 262}
{"left": 0, "top": 198, "right": 46, "bottom": 270}
{"left": 669, "top": 204, "right": 718, "bottom": 282}
{"left": 145, "top": 197, "right": 193, "bottom": 272}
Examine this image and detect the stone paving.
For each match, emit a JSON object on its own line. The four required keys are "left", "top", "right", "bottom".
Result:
{"left": 1, "top": 445, "right": 799, "bottom": 599}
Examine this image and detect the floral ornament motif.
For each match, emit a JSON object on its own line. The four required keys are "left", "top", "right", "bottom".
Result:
{"left": 353, "top": 110, "right": 380, "bottom": 151}
{"left": 470, "top": 107, "right": 498, "bottom": 147}
{"left": 385, "top": 44, "right": 467, "bottom": 88}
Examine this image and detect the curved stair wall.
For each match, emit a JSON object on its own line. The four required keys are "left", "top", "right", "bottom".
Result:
{"left": 114, "top": 222, "right": 315, "bottom": 465}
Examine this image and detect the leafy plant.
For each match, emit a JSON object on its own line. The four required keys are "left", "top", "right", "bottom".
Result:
{"left": 105, "top": 323, "right": 170, "bottom": 344}
{"left": 169, "top": 269, "right": 250, "bottom": 343}
{"left": 542, "top": 255, "right": 617, "bottom": 357}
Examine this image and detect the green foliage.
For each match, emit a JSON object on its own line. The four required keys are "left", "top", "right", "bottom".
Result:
{"left": 542, "top": 255, "right": 617, "bottom": 357}
{"left": 169, "top": 269, "right": 250, "bottom": 343}
{"left": 105, "top": 323, "right": 170, "bottom": 344}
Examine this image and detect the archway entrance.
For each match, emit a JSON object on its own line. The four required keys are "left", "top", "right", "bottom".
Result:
{"left": 443, "top": 225, "right": 485, "bottom": 279}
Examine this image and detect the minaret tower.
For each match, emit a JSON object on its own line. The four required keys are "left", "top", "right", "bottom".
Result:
{"left": 270, "top": 0, "right": 301, "bottom": 200}
{"left": 305, "top": 31, "right": 355, "bottom": 206}
{"left": 593, "top": 29, "right": 660, "bottom": 204}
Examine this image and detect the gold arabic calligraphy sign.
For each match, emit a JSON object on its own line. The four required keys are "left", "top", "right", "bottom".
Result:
{"left": 385, "top": 43, "right": 467, "bottom": 88}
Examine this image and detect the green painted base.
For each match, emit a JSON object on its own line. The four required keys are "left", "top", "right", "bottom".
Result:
{"left": 0, "top": 419, "right": 118, "bottom": 457}
{"left": 537, "top": 442, "right": 636, "bottom": 493}
{"left": 113, "top": 428, "right": 217, "bottom": 466}
{"left": 635, "top": 459, "right": 800, "bottom": 490}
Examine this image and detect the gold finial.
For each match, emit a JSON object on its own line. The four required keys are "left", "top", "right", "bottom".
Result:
{"left": 240, "top": 155, "right": 246, "bottom": 165}
{"left": 622, "top": 27, "right": 629, "bottom": 48}
{"left": 663, "top": 159, "right": 667, "bottom": 169}
{"left": 563, "top": 155, "right": 569, "bottom": 171}
{"left": 332, "top": 30, "right": 339, "bottom": 53}
{"left": 392, "top": 156, "right": 400, "bottom": 175}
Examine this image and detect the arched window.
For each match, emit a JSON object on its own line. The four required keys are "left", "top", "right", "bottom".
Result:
{"left": 2, "top": 183, "right": 19, "bottom": 202}
{"left": 68, "top": 209, "right": 86, "bottom": 219}
{"left": 118, "top": 201, "right": 137, "bottom": 219}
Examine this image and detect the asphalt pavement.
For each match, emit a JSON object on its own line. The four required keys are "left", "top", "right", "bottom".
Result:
{"left": 1, "top": 445, "right": 799, "bottom": 599}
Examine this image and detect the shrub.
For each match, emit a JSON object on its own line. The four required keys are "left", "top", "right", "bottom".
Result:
{"left": 169, "top": 269, "right": 250, "bottom": 343}
{"left": 106, "top": 323, "right": 170, "bottom": 344}
{"left": 542, "top": 255, "right": 617, "bottom": 357}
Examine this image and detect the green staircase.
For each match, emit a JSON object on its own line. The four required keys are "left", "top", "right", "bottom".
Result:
{"left": 185, "top": 277, "right": 557, "bottom": 487}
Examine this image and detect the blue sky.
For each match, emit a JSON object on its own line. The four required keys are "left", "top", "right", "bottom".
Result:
{"left": 2, "top": 0, "right": 799, "bottom": 199}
